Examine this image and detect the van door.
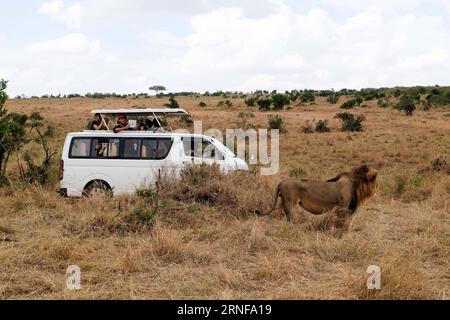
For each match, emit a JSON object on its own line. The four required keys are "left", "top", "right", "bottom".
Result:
{"left": 181, "top": 137, "right": 230, "bottom": 171}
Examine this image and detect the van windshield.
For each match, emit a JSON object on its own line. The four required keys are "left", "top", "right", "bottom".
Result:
{"left": 211, "top": 138, "right": 236, "bottom": 158}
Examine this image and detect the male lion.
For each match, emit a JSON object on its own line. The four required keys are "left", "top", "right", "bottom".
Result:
{"left": 256, "top": 165, "right": 377, "bottom": 222}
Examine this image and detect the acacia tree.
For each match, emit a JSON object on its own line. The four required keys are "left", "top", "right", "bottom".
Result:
{"left": 149, "top": 85, "right": 167, "bottom": 95}
{"left": 20, "top": 113, "right": 57, "bottom": 185}
{"left": 0, "top": 79, "right": 28, "bottom": 184}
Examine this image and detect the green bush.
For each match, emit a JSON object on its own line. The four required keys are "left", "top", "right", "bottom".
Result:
{"left": 335, "top": 112, "right": 364, "bottom": 132}
{"left": 300, "top": 91, "right": 316, "bottom": 103}
{"left": 198, "top": 101, "right": 207, "bottom": 107}
{"left": 218, "top": 100, "right": 233, "bottom": 108}
{"left": 340, "top": 99, "right": 357, "bottom": 109}
{"left": 244, "top": 97, "right": 257, "bottom": 107}
{"left": 136, "top": 188, "right": 156, "bottom": 200}
{"left": 0, "top": 79, "right": 29, "bottom": 184}
{"left": 396, "top": 95, "right": 416, "bottom": 116}
{"left": 164, "top": 95, "right": 180, "bottom": 109}
{"left": 355, "top": 95, "right": 363, "bottom": 105}
{"left": 315, "top": 120, "right": 331, "bottom": 133}
{"left": 236, "top": 112, "right": 255, "bottom": 130}
{"left": 393, "top": 88, "right": 402, "bottom": 97}
{"left": 268, "top": 115, "right": 285, "bottom": 132}
{"left": 179, "top": 115, "right": 194, "bottom": 127}
{"left": 377, "top": 99, "right": 390, "bottom": 108}
{"left": 327, "top": 93, "right": 340, "bottom": 104}
{"left": 257, "top": 98, "right": 273, "bottom": 111}
{"left": 271, "top": 94, "right": 290, "bottom": 110}
{"left": 131, "top": 206, "right": 156, "bottom": 223}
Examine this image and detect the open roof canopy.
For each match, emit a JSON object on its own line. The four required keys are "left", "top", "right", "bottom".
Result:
{"left": 91, "top": 108, "right": 189, "bottom": 117}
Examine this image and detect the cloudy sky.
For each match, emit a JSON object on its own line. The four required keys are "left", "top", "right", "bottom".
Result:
{"left": 1, "top": 0, "right": 449, "bottom": 96}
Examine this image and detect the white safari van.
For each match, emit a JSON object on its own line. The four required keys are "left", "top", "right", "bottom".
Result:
{"left": 59, "top": 109, "right": 248, "bottom": 197}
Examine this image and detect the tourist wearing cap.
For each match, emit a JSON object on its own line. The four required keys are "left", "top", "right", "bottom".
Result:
{"left": 113, "top": 114, "right": 132, "bottom": 133}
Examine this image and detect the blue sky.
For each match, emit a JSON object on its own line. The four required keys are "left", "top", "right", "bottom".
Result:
{"left": 1, "top": 0, "right": 450, "bottom": 96}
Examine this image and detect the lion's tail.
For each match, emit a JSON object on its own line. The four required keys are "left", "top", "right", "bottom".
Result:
{"left": 255, "top": 183, "right": 281, "bottom": 217}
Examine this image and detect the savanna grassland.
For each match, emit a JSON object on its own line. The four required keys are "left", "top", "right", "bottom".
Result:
{"left": 0, "top": 94, "right": 449, "bottom": 299}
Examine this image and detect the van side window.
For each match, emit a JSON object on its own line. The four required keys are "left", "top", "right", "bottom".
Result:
{"left": 182, "top": 138, "right": 203, "bottom": 158}
{"left": 91, "top": 138, "right": 109, "bottom": 158}
{"left": 202, "top": 140, "right": 217, "bottom": 159}
{"left": 142, "top": 138, "right": 173, "bottom": 160}
{"left": 142, "top": 139, "right": 157, "bottom": 159}
{"left": 123, "top": 139, "right": 141, "bottom": 159}
{"left": 70, "top": 138, "right": 91, "bottom": 158}
{"left": 182, "top": 138, "right": 224, "bottom": 160}
{"left": 70, "top": 137, "right": 172, "bottom": 160}
{"left": 108, "top": 139, "right": 121, "bottom": 158}
{"left": 157, "top": 139, "right": 173, "bottom": 159}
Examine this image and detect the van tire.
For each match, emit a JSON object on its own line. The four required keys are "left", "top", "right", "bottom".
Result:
{"left": 83, "top": 180, "right": 112, "bottom": 199}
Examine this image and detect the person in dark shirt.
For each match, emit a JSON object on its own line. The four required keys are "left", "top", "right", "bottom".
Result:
{"left": 88, "top": 113, "right": 107, "bottom": 130}
{"left": 145, "top": 117, "right": 162, "bottom": 131}
{"left": 113, "top": 114, "right": 132, "bottom": 133}
{"left": 95, "top": 138, "right": 108, "bottom": 157}
{"left": 88, "top": 113, "right": 106, "bottom": 130}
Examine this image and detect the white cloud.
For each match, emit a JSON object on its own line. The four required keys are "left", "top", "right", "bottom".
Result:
{"left": 27, "top": 33, "right": 100, "bottom": 55}
{"left": 79, "top": 0, "right": 282, "bottom": 23}
{"left": 2, "top": 1, "right": 450, "bottom": 95}
{"left": 275, "top": 54, "right": 306, "bottom": 69}
{"left": 38, "top": 0, "right": 81, "bottom": 29}
{"left": 394, "top": 47, "right": 448, "bottom": 71}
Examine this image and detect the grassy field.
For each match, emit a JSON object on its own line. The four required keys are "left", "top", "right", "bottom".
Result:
{"left": 0, "top": 95, "right": 449, "bottom": 299}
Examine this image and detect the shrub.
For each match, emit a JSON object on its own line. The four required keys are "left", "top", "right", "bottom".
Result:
{"left": 393, "top": 88, "right": 402, "bottom": 97}
{"left": 0, "top": 79, "right": 29, "bottom": 184}
{"left": 407, "top": 88, "right": 421, "bottom": 103}
{"left": 136, "top": 188, "right": 157, "bottom": 200}
{"left": 164, "top": 95, "right": 180, "bottom": 109}
{"left": 302, "top": 121, "right": 314, "bottom": 134}
{"left": 300, "top": 91, "right": 316, "bottom": 103}
{"left": 327, "top": 93, "right": 340, "bottom": 104}
{"left": 271, "top": 94, "right": 290, "bottom": 110}
{"left": 315, "top": 120, "right": 331, "bottom": 133}
{"left": 377, "top": 99, "right": 390, "bottom": 108}
{"left": 335, "top": 112, "right": 364, "bottom": 132}
{"left": 355, "top": 95, "right": 363, "bottom": 105}
{"left": 244, "top": 97, "right": 257, "bottom": 107}
{"left": 236, "top": 112, "right": 255, "bottom": 130}
{"left": 268, "top": 115, "right": 285, "bottom": 132}
{"left": 424, "top": 90, "right": 450, "bottom": 107}
{"left": 19, "top": 121, "right": 57, "bottom": 185}
{"left": 179, "top": 115, "right": 194, "bottom": 127}
{"left": 257, "top": 98, "right": 273, "bottom": 111}
{"left": 131, "top": 206, "right": 156, "bottom": 223}
{"left": 198, "top": 101, "right": 207, "bottom": 107}
{"left": 340, "top": 99, "right": 357, "bottom": 109}
{"left": 396, "top": 95, "right": 416, "bottom": 116}
{"left": 218, "top": 100, "right": 232, "bottom": 108}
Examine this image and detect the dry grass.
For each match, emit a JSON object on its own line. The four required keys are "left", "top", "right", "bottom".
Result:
{"left": 0, "top": 96, "right": 449, "bottom": 300}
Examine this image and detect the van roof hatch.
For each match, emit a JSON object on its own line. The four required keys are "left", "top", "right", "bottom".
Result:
{"left": 91, "top": 108, "right": 189, "bottom": 132}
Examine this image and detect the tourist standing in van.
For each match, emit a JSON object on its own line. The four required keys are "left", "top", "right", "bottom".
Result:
{"left": 88, "top": 113, "right": 107, "bottom": 130}
{"left": 114, "top": 114, "right": 133, "bottom": 133}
